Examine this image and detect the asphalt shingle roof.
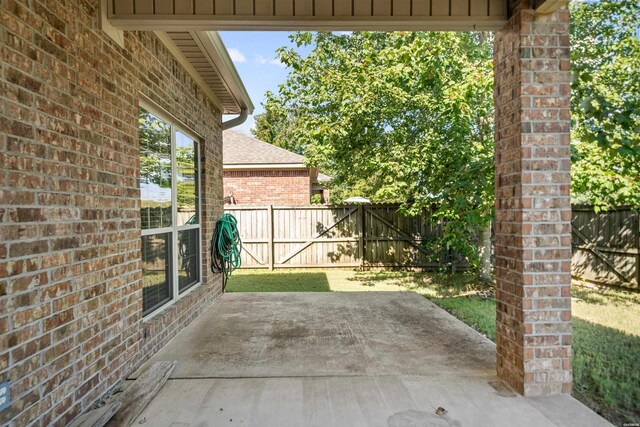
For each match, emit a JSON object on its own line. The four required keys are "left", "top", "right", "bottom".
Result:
{"left": 223, "top": 130, "right": 305, "bottom": 165}
{"left": 317, "top": 173, "right": 332, "bottom": 182}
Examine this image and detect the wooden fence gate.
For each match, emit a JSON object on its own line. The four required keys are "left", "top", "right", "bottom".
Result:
{"left": 224, "top": 205, "right": 459, "bottom": 270}
{"left": 571, "top": 206, "right": 639, "bottom": 289}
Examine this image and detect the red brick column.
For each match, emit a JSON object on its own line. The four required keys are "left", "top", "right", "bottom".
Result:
{"left": 493, "top": 2, "right": 572, "bottom": 395}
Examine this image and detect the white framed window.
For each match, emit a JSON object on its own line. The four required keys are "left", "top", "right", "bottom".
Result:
{"left": 138, "top": 103, "right": 201, "bottom": 317}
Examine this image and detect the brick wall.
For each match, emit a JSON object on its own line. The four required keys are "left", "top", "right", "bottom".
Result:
{"left": 493, "top": 1, "right": 572, "bottom": 395}
{"left": 224, "top": 169, "right": 311, "bottom": 205}
{"left": 0, "top": 1, "right": 224, "bottom": 425}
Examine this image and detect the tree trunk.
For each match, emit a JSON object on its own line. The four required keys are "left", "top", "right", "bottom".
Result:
{"left": 478, "top": 222, "right": 492, "bottom": 283}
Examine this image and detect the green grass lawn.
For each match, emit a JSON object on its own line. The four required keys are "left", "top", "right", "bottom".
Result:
{"left": 227, "top": 269, "right": 640, "bottom": 425}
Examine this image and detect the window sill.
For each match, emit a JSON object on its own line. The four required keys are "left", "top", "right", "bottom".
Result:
{"left": 142, "top": 280, "right": 202, "bottom": 323}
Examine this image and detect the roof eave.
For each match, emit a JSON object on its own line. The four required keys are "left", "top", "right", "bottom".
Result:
{"left": 154, "top": 31, "right": 226, "bottom": 112}
{"left": 224, "top": 163, "right": 307, "bottom": 170}
{"left": 154, "top": 31, "right": 254, "bottom": 115}
{"left": 194, "top": 31, "right": 255, "bottom": 115}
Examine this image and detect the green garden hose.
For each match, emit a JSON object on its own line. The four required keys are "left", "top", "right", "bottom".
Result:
{"left": 210, "top": 213, "right": 242, "bottom": 283}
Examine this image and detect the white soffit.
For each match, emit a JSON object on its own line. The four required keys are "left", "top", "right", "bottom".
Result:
{"left": 108, "top": 0, "right": 508, "bottom": 31}
{"left": 155, "top": 30, "right": 254, "bottom": 115}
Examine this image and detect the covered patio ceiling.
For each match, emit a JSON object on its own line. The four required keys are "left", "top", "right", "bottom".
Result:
{"left": 103, "top": 0, "right": 567, "bottom": 117}
{"left": 108, "top": 0, "right": 509, "bottom": 31}
{"left": 107, "top": 0, "right": 567, "bottom": 31}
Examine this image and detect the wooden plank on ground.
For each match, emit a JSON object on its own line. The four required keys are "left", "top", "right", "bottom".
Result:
{"left": 68, "top": 401, "right": 121, "bottom": 427}
{"left": 107, "top": 361, "right": 176, "bottom": 427}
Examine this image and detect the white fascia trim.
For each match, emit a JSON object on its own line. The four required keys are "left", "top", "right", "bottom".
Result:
{"left": 192, "top": 31, "right": 255, "bottom": 115}
{"left": 224, "top": 164, "right": 307, "bottom": 170}
{"left": 106, "top": 17, "right": 507, "bottom": 32}
{"left": 153, "top": 31, "right": 225, "bottom": 113}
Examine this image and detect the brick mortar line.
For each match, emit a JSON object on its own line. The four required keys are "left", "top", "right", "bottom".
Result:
{"left": 3, "top": 259, "right": 140, "bottom": 289}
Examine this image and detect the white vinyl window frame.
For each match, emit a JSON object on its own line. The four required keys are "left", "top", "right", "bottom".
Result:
{"left": 139, "top": 99, "right": 203, "bottom": 320}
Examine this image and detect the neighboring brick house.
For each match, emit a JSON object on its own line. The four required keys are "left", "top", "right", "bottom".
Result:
{"left": 0, "top": 3, "right": 253, "bottom": 425}
{"left": 223, "top": 131, "right": 330, "bottom": 205}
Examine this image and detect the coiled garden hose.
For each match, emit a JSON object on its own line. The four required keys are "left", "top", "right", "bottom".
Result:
{"left": 210, "top": 214, "right": 242, "bottom": 286}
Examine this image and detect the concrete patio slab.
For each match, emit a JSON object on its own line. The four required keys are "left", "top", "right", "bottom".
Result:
{"left": 131, "top": 292, "right": 611, "bottom": 426}
{"left": 132, "top": 292, "right": 496, "bottom": 379}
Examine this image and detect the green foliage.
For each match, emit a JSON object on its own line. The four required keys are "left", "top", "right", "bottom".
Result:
{"left": 573, "top": 318, "right": 640, "bottom": 423}
{"left": 228, "top": 271, "right": 331, "bottom": 292}
{"left": 570, "top": 0, "right": 640, "bottom": 210}
{"left": 310, "top": 194, "right": 323, "bottom": 204}
{"left": 570, "top": 285, "right": 640, "bottom": 424}
{"left": 253, "top": 32, "right": 494, "bottom": 269}
{"left": 435, "top": 297, "right": 496, "bottom": 341}
{"left": 253, "top": 100, "right": 306, "bottom": 155}
{"left": 227, "top": 269, "right": 490, "bottom": 296}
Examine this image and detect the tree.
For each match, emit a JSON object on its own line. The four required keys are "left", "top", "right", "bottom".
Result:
{"left": 253, "top": 99, "right": 306, "bottom": 155}
{"left": 570, "top": 0, "right": 640, "bottom": 210}
{"left": 254, "top": 32, "right": 494, "bottom": 275}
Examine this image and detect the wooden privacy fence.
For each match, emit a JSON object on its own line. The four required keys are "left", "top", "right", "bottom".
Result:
{"left": 226, "top": 204, "right": 640, "bottom": 289}
{"left": 572, "top": 206, "right": 639, "bottom": 289}
{"left": 224, "top": 205, "right": 463, "bottom": 270}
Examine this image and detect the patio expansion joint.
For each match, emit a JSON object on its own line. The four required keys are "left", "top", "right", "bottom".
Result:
{"left": 159, "top": 372, "right": 498, "bottom": 380}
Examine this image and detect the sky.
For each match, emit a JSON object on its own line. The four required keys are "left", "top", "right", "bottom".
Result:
{"left": 220, "top": 32, "right": 303, "bottom": 136}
